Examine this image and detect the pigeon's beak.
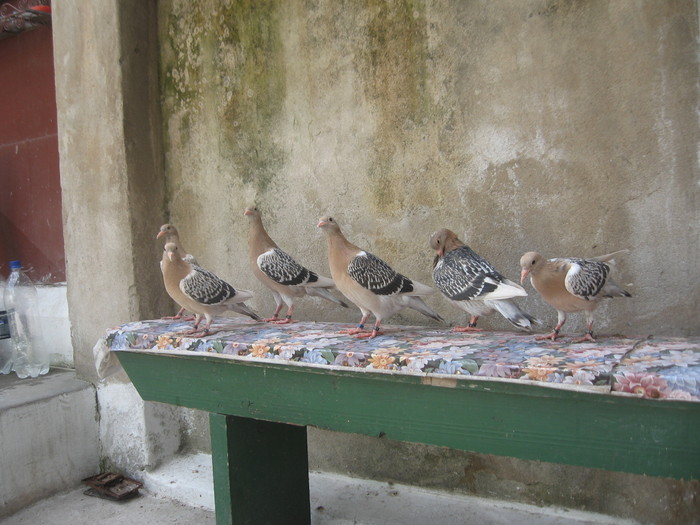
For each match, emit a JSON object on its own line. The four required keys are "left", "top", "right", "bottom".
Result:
{"left": 317, "top": 220, "right": 327, "bottom": 228}
{"left": 168, "top": 252, "right": 175, "bottom": 262}
{"left": 520, "top": 269, "right": 530, "bottom": 285}
{"left": 156, "top": 231, "right": 165, "bottom": 239}
{"left": 438, "top": 248, "right": 445, "bottom": 257}
{"left": 244, "top": 209, "right": 252, "bottom": 216}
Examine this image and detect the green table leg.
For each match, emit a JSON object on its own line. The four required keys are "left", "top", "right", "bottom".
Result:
{"left": 209, "top": 413, "right": 311, "bottom": 525}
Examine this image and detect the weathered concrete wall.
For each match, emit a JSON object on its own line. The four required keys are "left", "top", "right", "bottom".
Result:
{"left": 159, "top": 0, "right": 698, "bottom": 339}
{"left": 50, "top": 1, "right": 699, "bottom": 523}
{"left": 153, "top": 1, "right": 700, "bottom": 522}
{"left": 52, "top": 0, "right": 190, "bottom": 476}
{"left": 0, "top": 372, "right": 99, "bottom": 518}
{"left": 306, "top": 428, "right": 700, "bottom": 525}
{"left": 54, "top": 0, "right": 170, "bottom": 382}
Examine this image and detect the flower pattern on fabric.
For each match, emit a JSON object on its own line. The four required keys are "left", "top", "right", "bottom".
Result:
{"left": 611, "top": 338, "right": 700, "bottom": 401}
{"left": 103, "top": 318, "right": 700, "bottom": 401}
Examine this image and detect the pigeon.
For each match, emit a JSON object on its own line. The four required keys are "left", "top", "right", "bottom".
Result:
{"left": 317, "top": 216, "right": 444, "bottom": 338}
{"left": 244, "top": 205, "right": 348, "bottom": 323}
{"left": 519, "top": 251, "right": 631, "bottom": 342}
{"left": 157, "top": 224, "right": 198, "bottom": 320}
{"left": 160, "top": 242, "right": 261, "bottom": 336}
{"left": 430, "top": 228, "right": 536, "bottom": 332}
{"left": 157, "top": 224, "right": 199, "bottom": 265}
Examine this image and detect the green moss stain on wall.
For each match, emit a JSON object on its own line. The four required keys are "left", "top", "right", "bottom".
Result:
{"left": 160, "top": 2, "right": 207, "bottom": 113}
{"left": 357, "top": 1, "right": 440, "bottom": 214}
{"left": 160, "top": 0, "right": 286, "bottom": 196}
{"left": 216, "top": 0, "right": 286, "bottom": 194}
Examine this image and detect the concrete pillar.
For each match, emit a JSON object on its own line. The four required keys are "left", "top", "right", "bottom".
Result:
{"left": 52, "top": 1, "right": 180, "bottom": 470}
{"left": 52, "top": 0, "right": 169, "bottom": 382}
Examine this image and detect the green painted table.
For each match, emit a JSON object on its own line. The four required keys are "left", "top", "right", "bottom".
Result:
{"left": 99, "top": 318, "right": 700, "bottom": 525}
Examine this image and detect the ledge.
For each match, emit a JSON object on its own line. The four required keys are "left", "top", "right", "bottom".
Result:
{"left": 0, "top": 369, "right": 92, "bottom": 411}
{"left": 100, "top": 318, "right": 700, "bottom": 402}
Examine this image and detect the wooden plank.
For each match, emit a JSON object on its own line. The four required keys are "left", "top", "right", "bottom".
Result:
{"left": 209, "top": 413, "right": 310, "bottom": 525}
{"left": 116, "top": 351, "right": 700, "bottom": 480}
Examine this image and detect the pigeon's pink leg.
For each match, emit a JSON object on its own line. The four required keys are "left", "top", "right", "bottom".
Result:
{"left": 453, "top": 316, "right": 482, "bottom": 332}
{"left": 339, "top": 315, "right": 372, "bottom": 336}
{"left": 264, "top": 303, "right": 284, "bottom": 323}
{"left": 536, "top": 313, "right": 567, "bottom": 341}
{"left": 572, "top": 322, "right": 596, "bottom": 343}
{"left": 356, "top": 322, "right": 383, "bottom": 339}
{"left": 272, "top": 306, "right": 297, "bottom": 324}
{"left": 162, "top": 307, "right": 196, "bottom": 322}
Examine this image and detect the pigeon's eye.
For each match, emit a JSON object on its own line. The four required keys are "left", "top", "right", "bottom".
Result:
{"left": 532, "top": 260, "right": 536, "bottom": 265}
{"left": 328, "top": 217, "right": 334, "bottom": 222}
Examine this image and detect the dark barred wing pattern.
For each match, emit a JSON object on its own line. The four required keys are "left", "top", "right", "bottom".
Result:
{"left": 563, "top": 258, "right": 609, "bottom": 300}
{"left": 433, "top": 246, "right": 504, "bottom": 301}
{"left": 182, "top": 266, "right": 238, "bottom": 305}
{"left": 259, "top": 248, "right": 317, "bottom": 286}
{"left": 348, "top": 252, "right": 414, "bottom": 296}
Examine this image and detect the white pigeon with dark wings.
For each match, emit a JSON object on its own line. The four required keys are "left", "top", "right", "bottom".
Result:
{"left": 161, "top": 242, "right": 260, "bottom": 336}
{"left": 244, "top": 206, "right": 347, "bottom": 323}
{"left": 520, "top": 250, "right": 631, "bottom": 342}
{"left": 318, "top": 216, "right": 444, "bottom": 338}
{"left": 430, "top": 228, "right": 535, "bottom": 332}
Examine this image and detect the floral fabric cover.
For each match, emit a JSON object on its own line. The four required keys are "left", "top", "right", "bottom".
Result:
{"left": 101, "top": 318, "right": 700, "bottom": 402}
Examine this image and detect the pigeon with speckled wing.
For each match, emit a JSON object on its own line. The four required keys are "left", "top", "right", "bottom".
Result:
{"left": 318, "top": 216, "right": 444, "bottom": 339}
{"left": 245, "top": 206, "right": 347, "bottom": 324}
{"left": 161, "top": 242, "right": 260, "bottom": 337}
{"left": 430, "top": 228, "right": 535, "bottom": 332}
{"left": 157, "top": 223, "right": 199, "bottom": 320}
{"left": 520, "top": 250, "right": 631, "bottom": 342}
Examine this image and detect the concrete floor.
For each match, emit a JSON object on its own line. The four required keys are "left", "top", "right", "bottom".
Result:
{"left": 1, "top": 471, "right": 638, "bottom": 525}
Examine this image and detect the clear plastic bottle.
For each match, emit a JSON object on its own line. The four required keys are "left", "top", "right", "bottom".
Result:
{"left": 0, "top": 274, "right": 14, "bottom": 374}
{"left": 5, "top": 260, "right": 49, "bottom": 378}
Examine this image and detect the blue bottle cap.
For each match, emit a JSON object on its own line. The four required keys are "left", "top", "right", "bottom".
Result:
{"left": 9, "top": 260, "right": 21, "bottom": 270}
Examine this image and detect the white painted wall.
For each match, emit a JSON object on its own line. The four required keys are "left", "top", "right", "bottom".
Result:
{"left": 36, "top": 284, "right": 73, "bottom": 368}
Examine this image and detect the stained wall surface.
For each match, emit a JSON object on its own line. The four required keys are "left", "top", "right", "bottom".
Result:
{"left": 50, "top": 2, "right": 699, "bottom": 523}
{"left": 158, "top": 0, "right": 699, "bottom": 338}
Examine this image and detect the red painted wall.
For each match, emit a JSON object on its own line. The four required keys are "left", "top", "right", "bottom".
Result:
{"left": 0, "top": 24, "right": 65, "bottom": 282}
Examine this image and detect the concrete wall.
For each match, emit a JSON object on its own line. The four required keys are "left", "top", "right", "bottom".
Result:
{"left": 0, "top": 372, "right": 99, "bottom": 518}
{"left": 158, "top": 2, "right": 698, "bottom": 521}
{"left": 51, "top": 1, "right": 699, "bottom": 523}
{"left": 52, "top": 0, "right": 186, "bottom": 475}
{"left": 53, "top": 0, "right": 170, "bottom": 382}
{"left": 159, "top": 0, "right": 698, "bottom": 339}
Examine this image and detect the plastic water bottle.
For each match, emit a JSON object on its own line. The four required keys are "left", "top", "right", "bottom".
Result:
{"left": 0, "top": 275, "right": 14, "bottom": 374}
{"left": 5, "top": 261, "right": 49, "bottom": 378}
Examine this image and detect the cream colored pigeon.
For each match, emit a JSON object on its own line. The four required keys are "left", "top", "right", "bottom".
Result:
{"left": 157, "top": 223, "right": 197, "bottom": 320}
{"left": 161, "top": 242, "right": 260, "bottom": 336}
{"left": 520, "top": 250, "right": 631, "bottom": 342}
{"left": 318, "top": 216, "right": 444, "bottom": 339}
{"left": 244, "top": 205, "right": 347, "bottom": 323}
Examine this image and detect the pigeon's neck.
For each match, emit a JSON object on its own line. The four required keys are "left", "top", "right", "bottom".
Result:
{"left": 248, "top": 217, "right": 276, "bottom": 250}
{"left": 163, "top": 255, "right": 191, "bottom": 278}
{"left": 445, "top": 238, "right": 465, "bottom": 253}
{"left": 327, "top": 228, "right": 357, "bottom": 254}
{"left": 532, "top": 262, "right": 562, "bottom": 288}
